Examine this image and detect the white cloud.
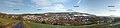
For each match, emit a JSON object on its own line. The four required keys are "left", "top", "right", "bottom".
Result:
{"left": 32, "top": 0, "right": 66, "bottom": 7}
{"left": 77, "top": 0, "right": 81, "bottom": 3}
{"left": 0, "top": 0, "right": 25, "bottom": 7}
{"left": 32, "top": 0, "right": 68, "bottom": 12}
{"left": 50, "top": 0, "right": 66, "bottom": 3}
{"left": 93, "top": 9, "right": 120, "bottom": 16}
{"left": 32, "top": 0, "right": 51, "bottom": 7}
{"left": 118, "top": 2, "right": 120, "bottom": 5}
{"left": 0, "top": 1, "right": 16, "bottom": 7}
{"left": 42, "top": 4, "right": 66, "bottom": 11}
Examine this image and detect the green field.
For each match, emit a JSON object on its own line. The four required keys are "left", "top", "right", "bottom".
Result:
{"left": 30, "top": 22, "right": 120, "bottom": 28}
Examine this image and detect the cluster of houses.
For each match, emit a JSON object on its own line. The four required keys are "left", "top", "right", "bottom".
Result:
{"left": 0, "top": 12, "right": 120, "bottom": 26}
{"left": 22, "top": 12, "right": 114, "bottom": 26}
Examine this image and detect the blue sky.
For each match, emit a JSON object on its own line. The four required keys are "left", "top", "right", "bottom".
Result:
{"left": 0, "top": 0, "right": 120, "bottom": 16}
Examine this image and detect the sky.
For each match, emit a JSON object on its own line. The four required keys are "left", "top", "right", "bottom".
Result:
{"left": 0, "top": 0, "right": 120, "bottom": 16}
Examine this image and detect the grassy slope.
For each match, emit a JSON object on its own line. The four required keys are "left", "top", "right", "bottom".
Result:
{"left": 0, "top": 17, "right": 19, "bottom": 27}
{"left": 30, "top": 22, "right": 120, "bottom": 28}
{"left": 30, "top": 23, "right": 81, "bottom": 28}
{"left": 0, "top": 22, "right": 2, "bottom": 28}
{"left": 23, "top": 21, "right": 32, "bottom": 28}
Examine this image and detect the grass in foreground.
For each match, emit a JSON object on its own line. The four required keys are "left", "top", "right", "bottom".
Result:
{"left": 29, "top": 22, "right": 120, "bottom": 28}
{"left": 0, "top": 22, "right": 2, "bottom": 28}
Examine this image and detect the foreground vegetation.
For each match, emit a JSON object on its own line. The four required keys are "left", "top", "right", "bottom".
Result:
{"left": 29, "top": 22, "right": 120, "bottom": 28}
{"left": 0, "top": 15, "right": 19, "bottom": 28}
{"left": 0, "top": 12, "right": 120, "bottom": 28}
{"left": 0, "top": 22, "right": 2, "bottom": 28}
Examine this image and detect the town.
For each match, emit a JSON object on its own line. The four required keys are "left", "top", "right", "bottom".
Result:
{"left": 21, "top": 12, "right": 115, "bottom": 26}
{"left": 0, "top": 12, "right": 120, "bottom": 28}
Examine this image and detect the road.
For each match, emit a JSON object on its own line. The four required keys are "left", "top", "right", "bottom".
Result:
{"left": 12, "top": 21, "right": 24, "bottom": 28}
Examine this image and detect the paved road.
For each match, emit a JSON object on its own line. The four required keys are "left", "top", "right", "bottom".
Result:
{"left": 13, "top": 22, "right": 24, "bottom": 28}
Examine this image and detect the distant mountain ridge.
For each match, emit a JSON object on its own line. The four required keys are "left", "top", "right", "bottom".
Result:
{"left": 0, "top": 12, "right": 120, "bottom": 17}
